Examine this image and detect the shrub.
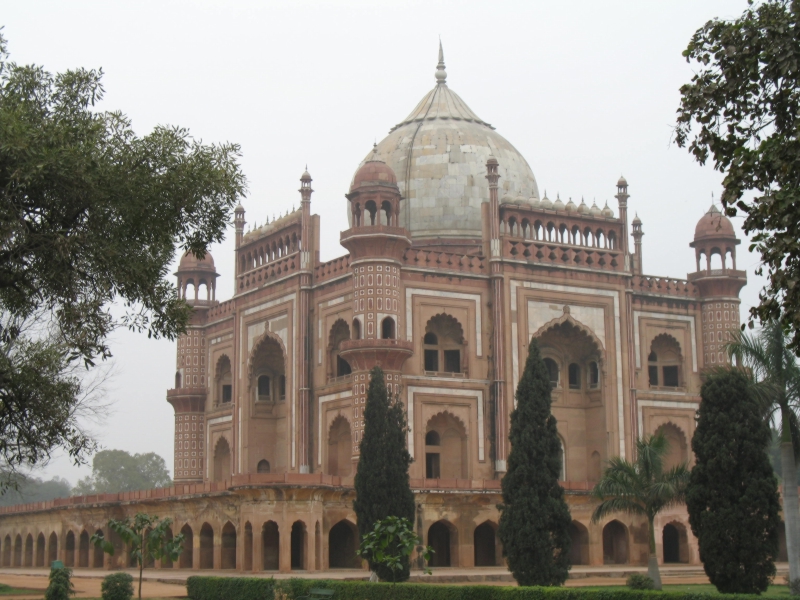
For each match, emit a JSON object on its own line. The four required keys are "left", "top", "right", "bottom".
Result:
{"left": 185, "top": 577, "right": 791, "bottom": 600}
{"left": 627, "top": 574, "right": 655, "bottom": 590}
{"left": 101, "top": 572, "right": 134, "bottom": 600}
{"left": 44, "top": 567, "right": 74, "bottom": 600}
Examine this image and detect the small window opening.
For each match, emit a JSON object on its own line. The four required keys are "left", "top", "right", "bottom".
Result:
{"left": 258, "top": 375, "right": 271, "bottom": 399}
{"left": 279, "top": 375, "right": 286, "bottom": 400}
{"left": 568, "top": 363, "right": 581, "bottom": 389}
{"left": 444, "top": 350, "right": 461, "bottom": 373}
{"left": 424, "top": 350, "right": 439, "bottom": 372}
{"left": 589, "top": 362, "right": 599, "bottom": 388}
{"left": 336, "top": 356, "right": 352, "bottom": 377}
{"left": 544, "top": 358, "right": 559, "bottom": 388}
{"left": 222, "top": 385, "right": 232, "bottom": 403}
{"left": 648, "top": 366, "right": 659, "bottom": 386}
{"left": 257, "top": 460, "right": 270, "bottom": 473}
{"left": 352, "top": 319, "right": 361, "bottom": 340}
{"left": 425, "top": 431, "right": 440, "bottom": 446}
{"left": 662, "top": 366, "right": 679, "bottom": 387}
{"left": 381, "top": 317, "right": 396, "bottom": 339}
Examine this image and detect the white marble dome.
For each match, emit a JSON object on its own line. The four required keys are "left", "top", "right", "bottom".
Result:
{"left": 353, "top": 45, "right": 539, "bottom": 241}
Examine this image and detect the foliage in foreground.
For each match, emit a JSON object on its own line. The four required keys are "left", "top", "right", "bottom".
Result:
{"left": 74, "top": 449, "right": 172, "bottom": 495}
{"left": 675, "top": 0, "right": 800, "bottom": 353}
{"left": 92, "top": 513, "right": 183, "bottom": 600}
{"left": 101, "top": 572, "right": 134, "bottom": 600}
{"left": 357, "top": 516, "right": 432, "bottom": 584}
{"left": 185, "top": 577, "right": 794, "bottom": 600}
{"left": 498, "top": 338, "right": 572, "bottom": 587}
{"left": 592, "top": 434, "right": 690, "bottom": 590}
{"left": 44, "top": 567, "right": 74, "bottom": 600}
{"left": 626, "top": 574, "right": 655, "bottom": 590}
{"left": 688, "top": 368, "right": 781, "bottom": 594}
{"left": 0, "top": 31, "right": 245, "bottom": 479}
{"left": 353, "top": 367, "right": 415, "bottom": 582}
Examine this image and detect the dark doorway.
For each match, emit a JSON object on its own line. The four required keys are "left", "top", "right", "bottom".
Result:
{"left": 291, "top": 521, "right": 306, "bottom": 570}
{"left": 428, "top": 521, "right": 451, "bottom": 567}
{"left": 473, "top": 522, "right": 496, "bottom": 566}
{"left": 221, "top": 522, "right": 236, "bottom": 569}
{"left": 179, "top": 525, "right": 193, "bottom": 569}
{"left": 199, "top": 523, "right": 214, "bottom": 569}
{"left": 663, "top": 524, "right": 680, "bottom": 563}
{"left": 262, "top": 521, "right": 279, "bottom": 570}
{"left": 602, "top": 520, "right": 628, "bottom": 564}
{"left": 569, "top": 521, "right": 590, "bottom": 565}
{"left": 329, "top": 521, "right": 360, "bottom": 568}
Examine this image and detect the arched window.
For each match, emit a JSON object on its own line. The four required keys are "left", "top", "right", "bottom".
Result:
{"left": 257, "top": 460, "right": 271, "bottom": 473}
{"left": 216, "top": 355, "right": 232, "bottom": 404}
{"left": 278, "top": 375, "right": 286, "bottom": 400}
{"left": 213, "top": 437, "right": 231, "bottom": 483}
{"left": 589, "top": 362, "right": 599, "bottom": 388}
{"left": 327, "top": 417, "right": 353, "bottom": 477}
{"left": 328, "top": 320, "right": 352, "bottom": 379}
{"left": 648, "top": 335, "right": 683, "bottom": 388}
{"left": 175, "top": 372, "right": 182, "bottom": 388}
{"left": 257, "top": 375, "right": 271, "bottom": 400}
{"left": 352, "top": 318, "right": 362, "bottom": 340}
{"left": 381, "top": 317, "right": 395, "bottom": 340}
{"left": 544, "top": 358, "right": 559, "bottom": 388}
{"left": 423, "top": 314, "right": 466, "bottom": 375}
{"left": 568, "top": 363, "right": 581, "bottom": 389}
{"left": 425, "top": 430, "right": 440, "bottom": 479}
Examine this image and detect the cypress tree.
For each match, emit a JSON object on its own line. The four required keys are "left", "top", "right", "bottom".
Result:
{"left": 498, "top": 339, "right": 572, "bottom": 586}
{"left": 687, "top": 368, "right": 781, "bottom": 594}
{"left": 353, "top": 366, "right": 415, "bottom": 581}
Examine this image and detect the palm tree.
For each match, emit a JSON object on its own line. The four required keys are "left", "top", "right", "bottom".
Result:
{"left": 591, "top": 433, "right": 690, "bottom": 590}
{"left": 727, "top": 321, "right": 800, "bottom": 585}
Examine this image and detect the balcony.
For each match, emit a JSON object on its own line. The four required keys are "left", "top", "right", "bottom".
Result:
{"left": 339, "top": 338, "right": 414, "bottom": 371}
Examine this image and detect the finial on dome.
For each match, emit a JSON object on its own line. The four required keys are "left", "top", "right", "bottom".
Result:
{"left": 435, "top": 39, "right": 447, "bottom": 85}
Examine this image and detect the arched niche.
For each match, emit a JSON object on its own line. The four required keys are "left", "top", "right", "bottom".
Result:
{"left": 215, "top": 355, "right": 232, "bottom": 405}
{"left": 425, "top": 412, "right": 467, "bottom": 479}
{"left": 648, "top": 334, "right": 684, "bottom": 388}
{"left": 327, "top": 416, "right": 352, "bottom": 477}
{"left": 249, "top": 333, "right": 287, "bottom": 403}
{"left": 655, "top": 422, "right": 689, "bottom": 470}
{"left": 213, "top": 437, "right": 231, "bottom": 483}
{"left": 329, "top": 520, "right": 360, "bottom": 569}
{"left": 328, "top": 319, "right": 352, "bottom": 380}
{"left": 423, "top": 313, "right": 467, "bottom": 376}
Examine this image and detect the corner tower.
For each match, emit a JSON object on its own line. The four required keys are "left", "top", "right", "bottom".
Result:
{"left": 688, "top": 205, "right": 746, "bottom": 367}
{"left": 339, "top": 152, "right": 413, "bottom": 461}
{"left": 169, "top": 250, "right": 219, "bottom": 483}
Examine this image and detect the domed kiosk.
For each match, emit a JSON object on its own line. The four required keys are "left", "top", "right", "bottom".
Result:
{"left": 358, "top": 43, "right": 539, "bottom": 245}
{"left": 175, "top": 250, "right": 219, "bottom": 304}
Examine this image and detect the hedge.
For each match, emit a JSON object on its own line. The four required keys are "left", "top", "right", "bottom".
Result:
{"left": 186, "top": 577, "right": 789, "bottom": 600}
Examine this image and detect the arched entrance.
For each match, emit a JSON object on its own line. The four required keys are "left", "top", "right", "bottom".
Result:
{"left": 329, "top": 520, "right": 360, "bottom": 568}
{"left": 3, "top": 535, "right": 10, "bottom": 566}
{"left": 569, "top": 521, "right": 590, "bottom": 565}
{"left": 473, "top": 522, "right": 497, "bottom": 566}
{"left": 36, "top": 533, "right": 45, "bottom": 567}
{"left": 291, "top": 521, "right": 306, "bottom": 570}
{"left": 24, "top": 534, "right": 33, "bottom": 567}
{"left": 602, "top": 520, "right": 628, "bottom": 564}
{"left": 78, "top": 531, "right": 89, "bottom": 567}
{"left": 428, "top": 521, "right": 455, "bottom": 567}
{"left": 179, "top": 525, "right": 193, "bottom": 569}
{"left": 221, "top": 522, "right": 236, "bottom": 569}
{"left": 91, "top": 530, "right": 104, "bottom": 568}
{"left": 63, "top": 532, "right": 74, "bottom": 567}
{"left": 662, "top": 522, "right": 690, "bottom": 564}
{"left": 199, "top": 523, "right": 214, "bottom": 569}
{"left": 48, "top": 533, "right": 57, "bottom": 565}
{"left": 243, "top": 522, "right": 253, "bottom": 571}
{"left": 262, "top": 521, "right": 279, "bottom": 570}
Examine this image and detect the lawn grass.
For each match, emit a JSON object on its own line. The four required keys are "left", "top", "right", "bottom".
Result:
{"left": 0, "top": 582, "right": 47, "bottom": 596}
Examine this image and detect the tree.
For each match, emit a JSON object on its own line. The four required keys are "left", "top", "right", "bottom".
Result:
{"left": 357, "top": 516, "right": 432, "bottom": 584}
{"left": 91, "top": 513, "right": 183, "bottom": 600}
{"left": 0, "top": 32, "right": 246, "bottom": 475}
{"left": 353, "top": 367, "right": 415, "bottom": 582}
{"left": 592, "top": 434, "right": 690, "bottom": 590}
{"left": 726, "top": 321, "right": 800, "bottom": 586}
{"left": 687, "top": 368, "right": 781, "bottom": 594}
{"left": 675, "top": 0, "right": 800, "bottom": 352}
{"left": 0, "top": 472, "right": 71, "bottom": 506}
{"left": 498, "top": 339, "right": 572, "bottom": 587}
{"left": 73, "top": 450, "right": 172, "bottom": 495}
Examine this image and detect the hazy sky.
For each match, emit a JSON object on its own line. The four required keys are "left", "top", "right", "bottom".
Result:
{"left": 3, "top": 0, "right": 758, "bottom": 486}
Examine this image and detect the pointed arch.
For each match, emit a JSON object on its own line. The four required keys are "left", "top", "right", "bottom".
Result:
{"left": 327, "top": 415, "right": 352, "bottom": 477}
{"left": 531, "top": 310, "right": 606, "bottom": 356}
{"left": 213, "top": 436, "right": 232, "bottom": 482}
{"left": 425, "top": 411, "right": 468, "bottom": 479}
{"left": 247, "top": 331, "right": 287, "bottom": 388}
{"left": 328, "top": 319, "right": 352, "bottom": 379}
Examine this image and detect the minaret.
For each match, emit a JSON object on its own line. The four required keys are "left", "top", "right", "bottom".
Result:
{"left": 234, "top": 203, "right": 245, "bottom": 278}
{"left": 631, "top": 213, "right": 643, "bottom": 275}
{"left": 168, "top": 251, "right": 219, "bottom": 484}
{"left": 486, "top": 156, "right": 508, "bottom": 474}
{"left": 339, "top": 151, "right": 413, "bottom": 464}
{"left": 615, "top": 176, "right": 631, "bottom": 263}
{"left": 297, "top": 169, "right": 313, "bottom": 473}
{"left": 688, "top": 204, "right": 746, "bottom": 367}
